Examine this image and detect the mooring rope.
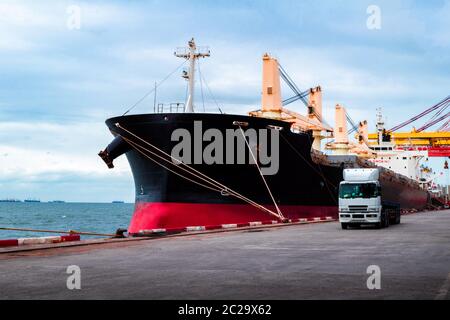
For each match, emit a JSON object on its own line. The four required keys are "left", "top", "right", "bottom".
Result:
{"left": 114, "top": 124, "right": 283, "bottom": 220}
{"left": 122, "top": 135, "right": 281, "bottom": 219}
{"left": 120, "top": 133, "right": 282, "bottom": 219}
{"left": 237, "top": 125, "right": 284, "bottom": 219}
{"left": 0, "top": 227, "right": 118, "bottom": 237}
{"left": 122, "top": 136, "right": 223, "bottom": 193}
{"left": 280, "top": 132, "right": 336, "bottom": 188}
{"left": 280, "top": 132, "right": 337, "bottom": 205}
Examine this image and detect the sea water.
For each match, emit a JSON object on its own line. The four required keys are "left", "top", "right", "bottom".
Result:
{"left": 0, "top": 202, "right": 133, "bottom": 239}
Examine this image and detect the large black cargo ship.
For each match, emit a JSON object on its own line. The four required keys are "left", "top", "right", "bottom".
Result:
{"left": 99, "top": 40, "right": 429, "bottom": 235}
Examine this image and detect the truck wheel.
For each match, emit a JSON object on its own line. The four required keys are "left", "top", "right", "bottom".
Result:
{"left": 396, "top": 211, "right": 401, "bottom": 224}
{"left": 341, "top": 223, "right": 348, "bottom": 230}
{"left": 382, "top": 212, "right": 389, "bottom": 228}
{"left": 389, "top": 211, "right": 396, "bottom": 225}
{"left": 376, "top": 214, "right": 385, "bottom": 229}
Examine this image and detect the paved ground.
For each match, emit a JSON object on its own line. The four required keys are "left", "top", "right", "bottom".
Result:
{"left": 0, "top": 211, "right": 449, "bottom": 300}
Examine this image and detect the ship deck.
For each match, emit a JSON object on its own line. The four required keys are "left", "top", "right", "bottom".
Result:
{"left": 0, "top": 210, "right": 449, "bottom": 299}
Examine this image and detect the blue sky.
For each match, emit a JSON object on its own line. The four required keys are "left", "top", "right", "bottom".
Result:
{"left": 0, "top": 0, "right": 449, "bottom": 202}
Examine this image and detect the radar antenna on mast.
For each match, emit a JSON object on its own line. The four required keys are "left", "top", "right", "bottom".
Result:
{"left": 175, "top": 38, "right": 210, "bottom": 113}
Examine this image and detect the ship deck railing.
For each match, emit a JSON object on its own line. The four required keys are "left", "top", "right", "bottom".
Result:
{"left": 155, "top": 103, "right": 185, "bottom": 114}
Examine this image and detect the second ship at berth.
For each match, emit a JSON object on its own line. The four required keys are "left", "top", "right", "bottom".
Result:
{"left": 99, "top": 39, "right": 430, "bottom": 235}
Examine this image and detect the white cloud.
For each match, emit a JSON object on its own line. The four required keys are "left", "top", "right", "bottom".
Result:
{"left": 429, "top": 1, "right": 450, "bottom": 47}
{"left": 117, "top": 46, "right": 178, "bottom": 65}
{"left": 0, "top": 2, "right": 63, "bottom": 51}
{"left": 0, "top": 35, "right": 35, "bottom": 51}
{"left": 77, "top": 3, "right": 138, "bottom": 28}
{"left": 0, "top": 3, "right": 60, "bottom": 27}
{"left": 0, "top": 1, "right": 141, "bottom": 53}
{"left": 0, "top": 120, "right": 131, "bottom": 182}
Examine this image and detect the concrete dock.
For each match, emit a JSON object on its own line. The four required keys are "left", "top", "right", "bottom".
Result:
{"left": 0, "top": 211, "right": 449, "bottom": 300}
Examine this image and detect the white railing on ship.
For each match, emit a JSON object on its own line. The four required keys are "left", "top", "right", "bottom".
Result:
{"left": 155, "top": 103, "right": 185, "bottom": 113}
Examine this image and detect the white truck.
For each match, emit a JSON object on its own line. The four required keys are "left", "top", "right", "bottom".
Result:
{"left": 338, "top": 168, "right": 401, "bottom": 229}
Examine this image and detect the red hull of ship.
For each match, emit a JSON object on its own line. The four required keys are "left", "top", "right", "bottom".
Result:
{"left": 128, "top": 202, "right": 338, "bottom": 234}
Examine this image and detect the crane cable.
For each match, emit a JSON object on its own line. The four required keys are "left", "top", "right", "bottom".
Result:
{"left": 282, "top": 90, "right": 309, "bottom": 106}
{"left": 278, "top": 62, "right": 333, "bottom": 129}
{"left": 438, "top": 118, "right": 450, "bottom": 132}
{"left": 388, "top": 96, "right": 450, "bottom": 132}
{"left": 427, "top": 101, "right": 449, "bottom": 123}
{"left": 113, "top": 124, "right": 284, "bottom": 220}
{"left": 416, "top": 101, "right": 450, "bottom": 132}
{"left": 346, "top": 112, "right": 359, "bottom": 134}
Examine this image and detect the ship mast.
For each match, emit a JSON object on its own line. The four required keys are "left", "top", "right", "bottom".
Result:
{"left": 175, "top": 38, "right": 210, "bottom": 113}
{"left": 376, "top": 108, "right": 385, "bottom": 145}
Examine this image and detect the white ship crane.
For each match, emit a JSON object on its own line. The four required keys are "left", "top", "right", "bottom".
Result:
{"left": 174, "top": 38, "right": 210, "bottom": 113}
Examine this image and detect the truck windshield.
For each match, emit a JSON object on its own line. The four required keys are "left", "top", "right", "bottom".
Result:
{"left": 339, "top": 183, "right": 378, "bottom": 199}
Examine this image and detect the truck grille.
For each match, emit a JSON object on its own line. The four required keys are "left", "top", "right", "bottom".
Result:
{"left": 348, "top": 205, "right": 368, "bottom": 212}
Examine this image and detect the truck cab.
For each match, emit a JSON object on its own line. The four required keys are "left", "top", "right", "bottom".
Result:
{"left": 339, "top": 168, "right": 399, "bottom": 229}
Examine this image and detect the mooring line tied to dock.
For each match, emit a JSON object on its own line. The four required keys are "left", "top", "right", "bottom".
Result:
{"left": 114, "top": 123, "right": 284, "bottom": 221}
{"left": 0, "top": 227, "right": 127, "bottom": 238}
